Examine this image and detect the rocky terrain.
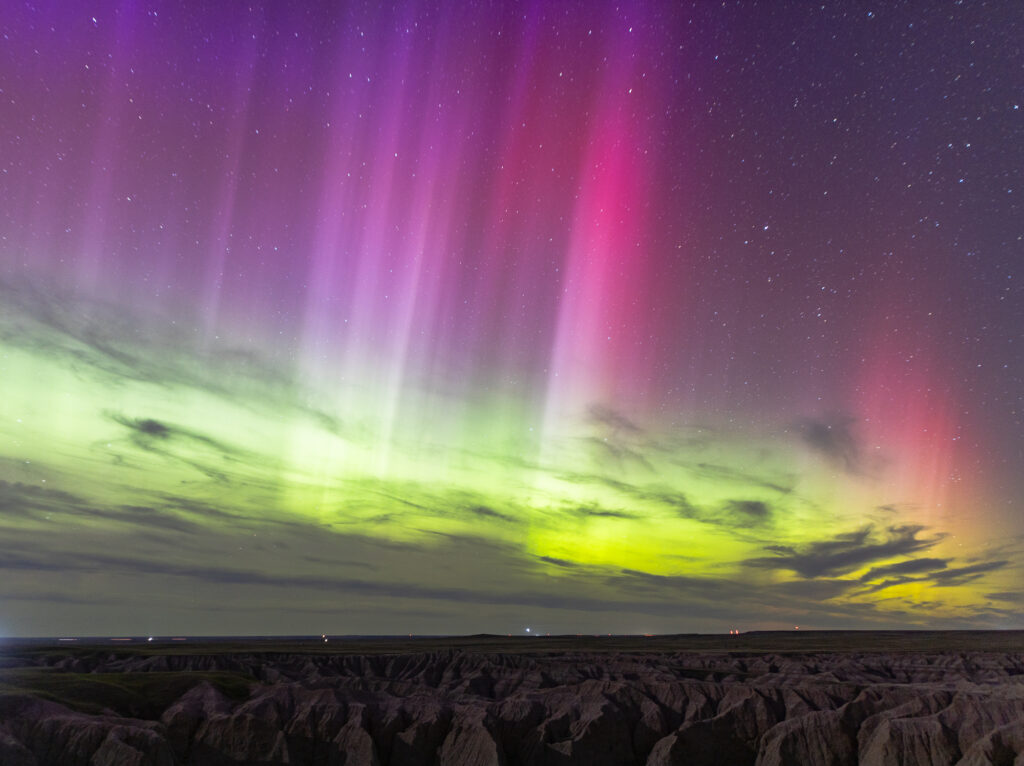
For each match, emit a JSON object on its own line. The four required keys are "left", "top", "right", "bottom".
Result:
{"left": 1, "top": 635, "right": 1023, "bottom": 765}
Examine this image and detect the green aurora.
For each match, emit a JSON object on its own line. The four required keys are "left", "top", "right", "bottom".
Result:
{"left": 0, "top": 280, "right": 1017, "bottom": 635}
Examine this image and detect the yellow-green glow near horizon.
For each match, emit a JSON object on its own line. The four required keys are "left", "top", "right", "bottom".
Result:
{"left": 0, "top": 290, "right": 1013, "bottom": 632}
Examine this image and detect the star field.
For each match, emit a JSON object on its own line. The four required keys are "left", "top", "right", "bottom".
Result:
{"left": 0, "top": 0, "right": 1021, "bottom": 635}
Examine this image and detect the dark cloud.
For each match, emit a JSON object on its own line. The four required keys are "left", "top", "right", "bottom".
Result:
{"left": 0, "top": 278, "right": 147, "bottom": 379}
{"left": 366, "top": 490, "right": 432, "bottom": 514}
{"left": 626, "top": 488, "right": 773, "bottom": 539}
{"left": 858, "top": 577, "right": 916, "bottom": 595}
{"left": 0, "top": 522, "right": 870, "bottom": 629}
{"left": 860, "top": 557, "right": 949, "bottom": 581}
{"left": 0, "top": 480, "right": 203, "bottom": 535}
{"left": 587, "top": 404, "right": 643, "bottom": 435}
{"left": 0, "top": 512, "right": 1009, "bottom": 632}
{"left": 775, "top": 578, "right": 856, "bottom": 601}
{"left": 857, "top": 559, "right": 1010, "bottom": 594}
{"left": 962, "top": 605, "right": 1024, "bottom": 622}
{"left": 986, "top": 591, "right": 1024, "bottom": 602}
{"left": 110, "top": 413, "right": 241, "bottom": 456}
{"left": 538, "top": 556, "right": 577, "bottom": 568}
{"left": 617, "top": 568, "right": 708, "bottom": 589}
{"left": 797, "top": 415, "right": 863, "bottom": 473}
{"left": 687, "top": 462, "right": 793, "bottom": 495}
{"left": 726, "top": 500, "right": 771, "bottom": 523}
{"left": 155, "top": 494, "right": 263, "bottom": 525}
{"left": 603, "top": 568, "right": 901, "bottom": 626}
{"left": 560, "top": 456, "right": 799, "bottom": 535}
{"left": 567, "top": 474, "right": 776, "bottom": 535}
{"left": 0, "top": 539, "right": 733, "bottom": 620}
{"left": 104, "top": 412, "right": 292, "bottom": 485}
{"left": 745, "top": 525, "right": 944, "bottom": 578}
{"left": 570, "top": 505, "right": 637, "bottom": 520}
{"left": 584, "top": 405, "right": 654, "bottom": 472}
{"left": 628, "top": 487, "right": 700, "bottom": 519}
{"left": 288, "top": 553, "right": 371, "bottom": 571}
{"left": 0, "top": 277, "right": 217, "bottom": 390}
{"left": 0, "top": 480, "right": 81, "bottom": 516}
{"left": 135, "top": 418, "right": 171, "bottom": 437}
{"left": 930, "top": 560, "right": 1009, "bottom": 586}
{"left": 354, "top": 486, "right": 530, "bottom": 529}
{"left": 583, "top": 436, "right": 654, "bottom": 473}
{"left": 0, "top": 276, "right": 345, "bottom": 441}
{"left": 465, "top": 505, "right": 518, "bottom": 523}
{"left": 95, "top": 505, "right": 204, "bottom": 535}
{"left": 0, "top": 591, "right": 119, "bottom": 606}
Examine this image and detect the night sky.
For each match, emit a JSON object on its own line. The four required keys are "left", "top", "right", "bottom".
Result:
{"left": 1, "top": 1, "right": 1021, "bottom": 636}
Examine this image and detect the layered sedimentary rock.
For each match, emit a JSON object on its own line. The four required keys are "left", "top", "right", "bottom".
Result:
{"left": 2, "top": 649, "right": 1023, "bottom": 765}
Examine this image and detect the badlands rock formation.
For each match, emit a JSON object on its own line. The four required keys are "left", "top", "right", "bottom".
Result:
{"left": 1, "top": 646, "right": 1023, "bottom": 765}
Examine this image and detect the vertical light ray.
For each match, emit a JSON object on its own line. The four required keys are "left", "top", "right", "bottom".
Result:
{"left": 198, "top": 23, "right": 261, "bottom": 337}
{"left": 75, "top": 1, "right": 139, "bottom": 293}
{"left": 542, "top": 27, "right": 654, "bottom": 442}
{"left": 855, "top": 341, "right": 963, "bottom": 524}
{"left": 376, "top": 18, "right": 475, "bottom": 474}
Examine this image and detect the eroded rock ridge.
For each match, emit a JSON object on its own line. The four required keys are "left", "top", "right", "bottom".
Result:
{"left": 2, "top": 649, "right": 1023, "bottom": 765}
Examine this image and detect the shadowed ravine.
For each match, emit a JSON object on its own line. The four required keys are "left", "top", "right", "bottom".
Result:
{"left": 1, "top": 634, "right": 1023, "bottom": 765}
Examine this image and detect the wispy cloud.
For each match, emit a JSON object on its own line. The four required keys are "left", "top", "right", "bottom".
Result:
{"left": 0, "top": 276, "right": 343, "bottom": 437}
{"left": 856, "top": 559, "right": 1010, "bottom": 595}
{"left": 796, "top": 415, "right": 867, "bottom": 474}
{"left": 860, "top": 557, "right": 949, "bottom": 581}
{"left": 684, "top": 461, "right": 794, "bottom": 495}
{"left": 930, "top": 560, "right": 1009, "bottom": 587}
{"left": 725, "top": 499, "right": 772, "bottom": 524}
{"left": 745, "top": 525, "right": 945, "bottom": 578}
{"left": 986, "top": 591, "right": 1024, "bottom": 602}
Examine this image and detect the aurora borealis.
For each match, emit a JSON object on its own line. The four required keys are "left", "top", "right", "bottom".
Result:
{"left": 1, "top": 0, "right": 1021, "bottom": 636}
